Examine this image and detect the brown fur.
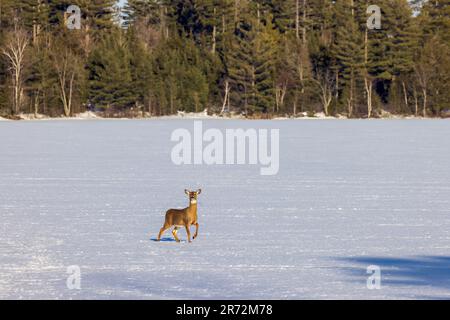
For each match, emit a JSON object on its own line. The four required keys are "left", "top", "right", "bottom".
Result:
{"left": 157, "top": 189, "right": 201, "bottom": 243}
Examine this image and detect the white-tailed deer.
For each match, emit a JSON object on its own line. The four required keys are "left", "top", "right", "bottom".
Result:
{"left": 157, "top": 189, "right": 201, "bottom": 243}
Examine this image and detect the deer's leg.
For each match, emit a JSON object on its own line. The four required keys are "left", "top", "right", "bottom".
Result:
{"left": 185, "top": 225, "right": 192, "bottom": 243}
{"left": 193, "top": 223, "right": 199, "bottom": 240}
{"left": 157, "top": 225, "right": 170, "bottom": 241}
{"left": 172, "top": 227, "right": 181, "bottom": 242}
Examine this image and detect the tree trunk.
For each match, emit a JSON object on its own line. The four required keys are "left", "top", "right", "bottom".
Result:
{"left": 244, "top": 85, "right": 248, "bottom": 115}
{"left": 293, "top": 97, "right": 297, "bottom": 116}
{"left": 33, "top": 23, "right": 37, "bottom": 45}
{"left": 323, "top": 87, "right": 332, "bottom": 117}
{"left": 148, "top": 92, "right": 152, "bottom": 115}
{"left": 256, "top": 3, "right": 260, "bottom": 27}
{"left": 212, "top": 8, "right": 217, "bottom": 54}
{"left": 364, "top": 77, "right": 373, "bottom": 118}
{"left": 34, "top": 90, "right": 39, "bottom": 116}
{"left": 295, "top": 0, "right": 300, "bottom": 40}
{"left": 302, "top": 0, "right": 307, "bottom": 44}
{"left": 275, "top": 82, "right": 287, "bottom": 114}
{"left": 335, "top": 69, "right": 339, "bottom": 110}
{"left": 402, "top": 81, "right": 409, "bottom": 112}
{"left": 413, "top": 86, "right": 418, "bottom": 116}
{"left": 83, "top": 23, "right": 91, "bottom": 57}
{"left": 348, "top": 69, "right": 354, "bottom": 118}
{"left": 14, "top": 72, "right": 20, "bottom": 114}
{"left": 280, "top": 83, "right": 287, "bottom": 113}
{"left": 364, "top": 28, "right": 372, "bottom": 118}
{"left": 67, "top": 72, "right": 74, "bottom": 117}
{"left": 160, "top": 6, "right": 169, "bottom": 39}
{"left": 222, "top": 14, "right": 226, "bottom": 33}
{"left": 170, "top": 90, "right": 174, "bottom": 114}
{"left": 422, "top": 89, "right": 427, "bottom": 118}
{"left": 251, "top": 65, "right": 256, "bottom": 109}
{"left": 234, "top": 0, "right": 239, "bottom": 25}
{"left": 221, "top": 80, "right": 230, "bottom": 114}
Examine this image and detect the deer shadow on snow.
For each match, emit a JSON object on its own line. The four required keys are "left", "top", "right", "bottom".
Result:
{"left": 338, "top": 256, "right": 450, "bottom": 298}
{"left": 150, "top": 237, "right": 186, "bottom": 243}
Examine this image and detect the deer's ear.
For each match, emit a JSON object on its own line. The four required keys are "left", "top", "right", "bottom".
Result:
{"left": 185, "top": 189, "right": 189, "bottom": 195}
{"left": 197, "top": 189, "right": 202, "bottom": 195}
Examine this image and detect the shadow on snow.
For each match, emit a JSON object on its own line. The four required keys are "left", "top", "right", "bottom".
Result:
{"left": 149, "top": 237, "right": 185, "bottom": 243}
{"left": 337, "top": 255, "right": 450, "bottom": 298}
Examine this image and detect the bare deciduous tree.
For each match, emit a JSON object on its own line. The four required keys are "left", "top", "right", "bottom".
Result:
{"left": 52, "top": 47, "right": 80, "bottom": 117}
{"left": 275, "top": 80, "right": 287, "bottom": 114}
{"left": 312, "top": 69, "right": 335, "bottom": 117}
{"left": 221, "top": 79, "right": 230, "bottom": 114}
{"left": 364, "top": 75, "right": 374, "bottom": 118}
{"left": 2, "top": 26, "right": 30, "bottom": 115}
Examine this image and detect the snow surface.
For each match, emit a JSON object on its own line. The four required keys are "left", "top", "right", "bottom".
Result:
{"left": 0, "top": 119, "right": 449, "bottom": 300}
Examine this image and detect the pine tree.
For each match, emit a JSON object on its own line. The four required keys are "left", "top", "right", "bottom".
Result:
{"left": 127, "top": 27, "right": 154, "bottom": 114}
{"left": 88, "top": 31, "right": 135, "bottom": 110}
{"left": 332, "top": 0, "right": 364, "bottom": 117}
{"left": 70, "top": 0, "right": 117, "bottom": 55}
{"left": 256, "top": 0, "right": 294, "bottom": 33}
{"left": 253, "top": 19, "right": 277, "bottom": 113}
{"left": 149, "top": 34, "right": 212, "bottom": 114}
{"left": 13, "top": 0, "right": 50, "bottom": 44}
{"left": 415, "top": 0, "right": 450, "bottom": 116}
{"left": 27, "top": 34, "right": 56, "bottom": 116}
{"left": 308, "top": 0, "right": 335, "bottom": 115}
{"left": 226, "top": 7, "right": 277, "bottom": 114}
{"left": 384, "top": 0, "right": 418, "bottom": 114}
{"left": 421, "top": 0, "right": 450, "bottom": 44}
{"left": 353, "top": 0, "right": 388, "bottom": 117}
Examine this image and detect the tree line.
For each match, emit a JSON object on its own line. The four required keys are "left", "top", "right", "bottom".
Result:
{"left": 0, "top": 0, "right": 448, "bottom": 118}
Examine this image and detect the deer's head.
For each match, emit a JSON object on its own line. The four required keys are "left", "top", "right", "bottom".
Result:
{"left": 185, "top": 189, "right": 201, "bottom": 204}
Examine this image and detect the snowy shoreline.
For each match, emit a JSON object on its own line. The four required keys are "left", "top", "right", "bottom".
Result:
{"left": 0, "top": 110, "right": 446, "bottom": 121}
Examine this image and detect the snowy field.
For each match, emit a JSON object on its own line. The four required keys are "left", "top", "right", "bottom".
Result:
{"left": 0, "top": 119, "right": 449, "bottom": 300}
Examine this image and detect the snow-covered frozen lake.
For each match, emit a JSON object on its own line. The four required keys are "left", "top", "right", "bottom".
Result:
{"left": 0, "top": 119, "right": 449, "bottom": 299}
